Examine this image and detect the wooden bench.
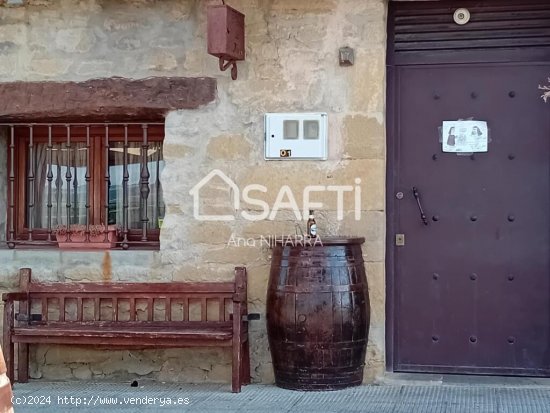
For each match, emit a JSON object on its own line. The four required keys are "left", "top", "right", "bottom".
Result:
{"left": 2, "top": 267, "right": 250, "bottom": 393}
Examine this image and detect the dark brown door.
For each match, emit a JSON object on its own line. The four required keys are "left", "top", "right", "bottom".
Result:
{"left": 391, "top": 63, "right": 550, "bottom": 375}
{"left": 387, "top": 1, "right": 550, "bottom": 375}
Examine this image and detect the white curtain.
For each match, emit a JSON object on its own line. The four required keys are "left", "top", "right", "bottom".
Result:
{"left": 33, "top": 143, "right": 87, "bottom": 228}
{"left": 108, "top": 142, "right": 165, "bottom": 229}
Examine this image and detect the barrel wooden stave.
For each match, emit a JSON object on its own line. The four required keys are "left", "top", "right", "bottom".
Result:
{"left": 267, "top": 241, "right": 369, "bottom": 391}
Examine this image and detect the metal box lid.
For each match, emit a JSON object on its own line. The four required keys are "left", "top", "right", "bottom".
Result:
{"left": 207, "top": 5, "right": 245, "bottom": 62}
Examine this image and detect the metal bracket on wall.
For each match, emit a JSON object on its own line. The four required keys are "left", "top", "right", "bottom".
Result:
{"left": 219, "top": 57, "right": 238, "bottom": 80}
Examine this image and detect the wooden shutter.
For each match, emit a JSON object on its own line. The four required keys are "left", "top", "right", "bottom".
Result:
{"left": 388, "top": 0, "right": 550, "bottom": 65}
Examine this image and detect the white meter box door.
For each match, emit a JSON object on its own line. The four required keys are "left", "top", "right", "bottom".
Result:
{"left": 265, "top": 113, "right": 328, "bottom": 160}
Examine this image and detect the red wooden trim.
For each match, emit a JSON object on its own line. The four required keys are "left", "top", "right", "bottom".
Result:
{"left": 94, "top": 298, "right": 100, "bottom": 321}
{"left": 147, "top": 298, "right": 153, "bottom": 321}
{"left": 3, "top": 299, "right": 14, "bottom": 381}
{"left": 201, "top": 298, "right": 207, "bottom": 322}
{"left": 59, "top": 297, "right": 65, "bottom": 322}
{"left": 129, "top": 298, "right": 136, "bottom": 321}
{"left": 112, "top": 298, "right": 118, "bottom": 322}
{"left": 77, "top": 298, "right": 83, "bottom": 321}
{"left": 219, "top": 297, "right": 225, "bottom": 322}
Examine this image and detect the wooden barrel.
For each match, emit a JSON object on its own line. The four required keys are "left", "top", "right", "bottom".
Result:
{"left": 0, "top": 346, "right": 14, "bottom": 413}
{"left": 267, "top": 237, "right": 369, "bottom": 391}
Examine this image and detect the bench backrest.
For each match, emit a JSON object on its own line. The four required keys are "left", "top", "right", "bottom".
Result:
{"left": 13, "top": 267, "right": 247, "bottom": 325}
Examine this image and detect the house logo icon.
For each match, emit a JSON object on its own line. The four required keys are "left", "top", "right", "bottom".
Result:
{"left": 189, "top": 169, "right": 240, "bottom": 221}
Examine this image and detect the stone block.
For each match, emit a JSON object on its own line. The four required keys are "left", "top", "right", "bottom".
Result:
{"left": 337, "top": 210, "right": 385, "bottom": 262}
{"left": 240, "top": 219, "right": 297, "bottom": 239}
{"left": 72, "top": 365, "right": 93, "bottom": 380}
{"left": 208, "top": 364, "right": 232, "bottom": 383}
{"left": 147, "top": 51, "right": 178, "bottom": 72}
{"left": 29, "top": 58, "right": 72, "bottom": 77}
{"left": 55, "top": 28, "right": 95, "bottom": 53}
{"left": 0, "top": 24, "right": 26, "bottom": 45}
{"left": 349, "top": 47, "right": 386, "bottom": 112}
{"left": 172, "top": 263, "right": 236, "bottom": 282}
{"left": 202, "top": 245, "right": 265, "bottom": 266}
{"left": 187, "top": 222, "right": 234, "bottom": 245}
{"left": 44, "top": 346, "right": 115, "bottom": 365}
{"left": 343, "top": 115, "right": 385, "bottom": 160}
{"left": 245, "top": 264, "right": 270, "bottom": 304}
{"left": 366, "top": 262, "right": 385, "bottom": 325}
{"left": 162, "top": 143, "right": 195, "bottom": 159}
{"left": 41, "top": 365, "right": 74, "bottom": 380}
{"left": 270, "top": 0, "right": 337, "bottom": 14}
{"left": 76, "top": 61, "right": 114, "bottom": 76}
{"left": 206, "top": 134, "right": 251, "bottom": 160}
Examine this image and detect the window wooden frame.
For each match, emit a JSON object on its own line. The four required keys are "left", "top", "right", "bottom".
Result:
{"left": 8, "top": 123, "right": 164, "bottom": 248}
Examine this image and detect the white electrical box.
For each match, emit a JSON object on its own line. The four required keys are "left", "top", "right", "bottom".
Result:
{"left": 264, "top": 112, "right": 328, "bottom": 160}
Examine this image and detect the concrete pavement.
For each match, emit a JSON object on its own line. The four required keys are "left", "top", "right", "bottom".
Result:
{"left": 10, "top": 375, "right": 550, "bottom": 413}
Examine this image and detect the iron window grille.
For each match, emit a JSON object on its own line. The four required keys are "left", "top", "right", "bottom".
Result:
{"left": 2, "top": 122, "right": 165, "bottom": 249}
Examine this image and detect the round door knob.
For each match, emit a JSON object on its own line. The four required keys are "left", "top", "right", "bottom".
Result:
{"left": 297, "top": 314, "right": 306, "bottom": 322}
{"left": 432, "top": 154, "right": 438, "bottom": 161}
{"left": 432, "top": 215, "right": 440, "bottom": 222}
{"left": 471, "top": 92, "right": 478, "bottom": 99}
{"left": 470, "top": 215, "right": 478, "bottom": 222}
{"left": 433, "top": 93, "right": 440, "bottom": 100}
{"left": 433, "top": 273, "right": 440, "bottom": 280}
{"left": 507, "top": 274, "right": 515, "bottom": 281}
{"left": 507, "top": 336, "right": 516, "bottom": 344}
{"left": 396, "top": 192, "right": 404, "bottom": 200}
{"left": 508, "top": 214, "right": 515, "bottom": 222}
{"left": 469, "top": 335, "right": 478, "bottom": 343}
{"left": 508, "top": 154, "right": 515, "bottom": 160}
{"left": 432, "top": 335, "right": 440, "bottom": 342}
{"left": 509, "top": 91, "right": 516, "bottom": 98}
{"left": 470, "top": 273, "right": 478, "bottom": 281}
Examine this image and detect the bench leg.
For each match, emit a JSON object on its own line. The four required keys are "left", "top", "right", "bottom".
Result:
{"left": 241, "top": 337, "right": 250, "bottom": 385}
{"left": 2, "top": 305, "right": 14, "bottom": 384}
{"left": 232, "top": 334, "right": 242, "bottom": 393}
{"left": 17, "top": 344, "right": 29, "bottom": 383}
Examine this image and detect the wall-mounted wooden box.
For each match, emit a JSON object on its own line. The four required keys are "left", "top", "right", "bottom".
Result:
{"left": 207, "top": 5, "right": 245, "bottom": 62}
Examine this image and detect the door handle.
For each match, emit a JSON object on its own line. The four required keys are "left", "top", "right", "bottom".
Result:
{"left": 412, "top": 187, "right": 429, "bottom": 226}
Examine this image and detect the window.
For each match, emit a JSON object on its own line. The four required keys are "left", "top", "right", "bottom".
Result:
{"left": 6, "top": 123, "right": 165, "bottom": 249}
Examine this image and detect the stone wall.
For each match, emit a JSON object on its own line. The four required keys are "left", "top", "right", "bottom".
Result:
{"left": 0, "top": 0, "right": 387, "bottom": 384}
